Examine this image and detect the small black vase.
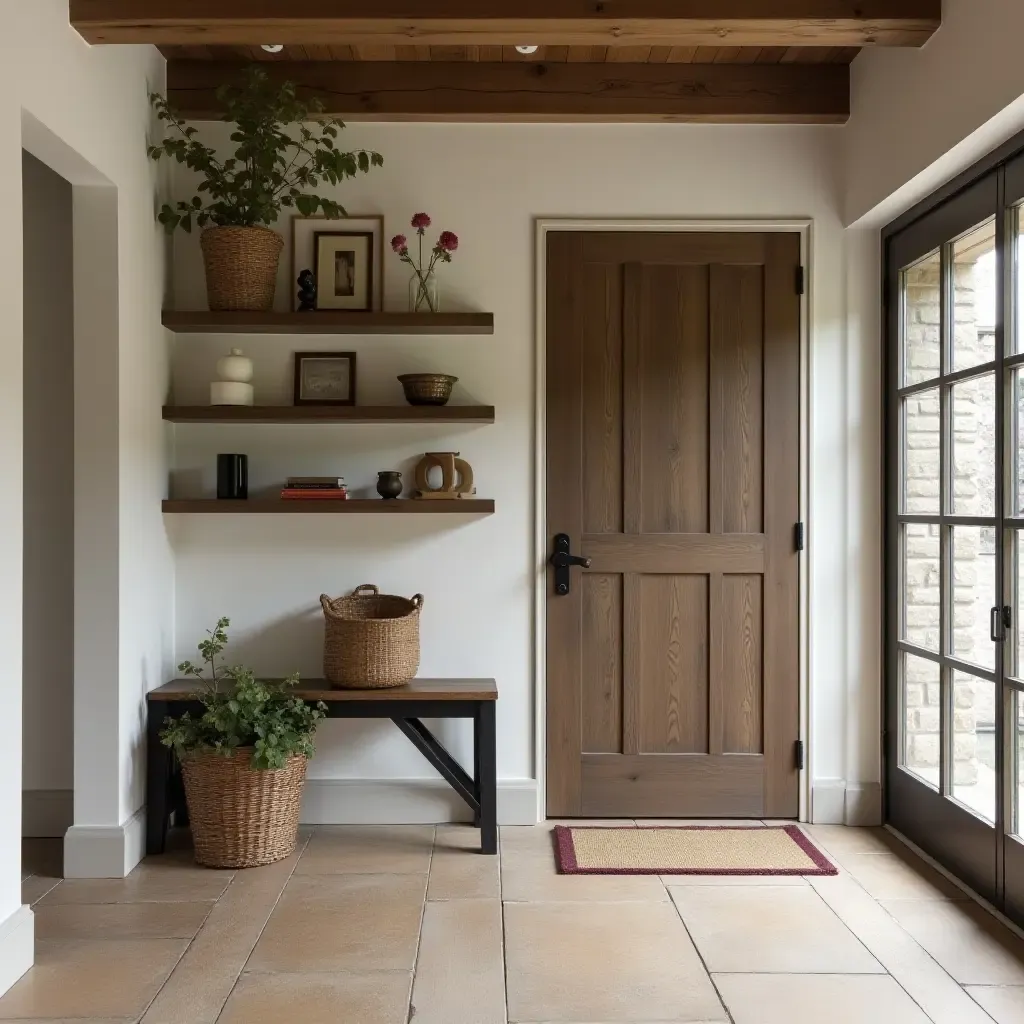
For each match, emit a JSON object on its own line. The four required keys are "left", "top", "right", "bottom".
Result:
{"left": 376, "top": 471, "right": 403, "bottom": 500}
{"left": 217, "top": 454, "right": 248, "bottom": 500}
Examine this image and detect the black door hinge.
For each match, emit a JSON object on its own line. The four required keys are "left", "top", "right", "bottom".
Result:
{"left": 794, "top": 522, "right": 805, "bottom": 552}
{"left": 795, "top": 740, "right": 805, "bottom": 771}
{"left": 796, "top": 266, "right": 805, "bottom": 296}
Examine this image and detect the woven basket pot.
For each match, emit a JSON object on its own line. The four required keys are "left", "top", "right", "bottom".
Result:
{"left": 200, "top": 226, "right": 284, "bottom": 311}
{"left": 321, "top": 584, "right": 423, "bottom": 689}
{"left": 180, "top": 748, "right": 307, "bottom": 868}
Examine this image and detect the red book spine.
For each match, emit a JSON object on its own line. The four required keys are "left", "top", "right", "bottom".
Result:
{"left": 280, "top": 489, "right": 348, "bottom": 499}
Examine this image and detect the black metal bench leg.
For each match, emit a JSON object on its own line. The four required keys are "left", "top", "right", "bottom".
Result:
{"left": 477, "top": 702, "right": 497, "bottom": 855}
{"left": 146, "top": 701, "right": 171, "bottom": 855}
{"left": 473, "top": 707, "right": 483, "bottom": 828}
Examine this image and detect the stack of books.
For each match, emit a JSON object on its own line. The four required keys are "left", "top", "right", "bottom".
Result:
{"left": 280, "top": 476, "right": 348, "bottom": 500}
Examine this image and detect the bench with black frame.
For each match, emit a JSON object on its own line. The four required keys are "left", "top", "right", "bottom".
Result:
{"left": 146, "top": 678, "right": 498, "bottom": 855}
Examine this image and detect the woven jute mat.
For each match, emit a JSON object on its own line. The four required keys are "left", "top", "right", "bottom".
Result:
{"left": 553, "top": 824, "right": 837, "bottom": 876}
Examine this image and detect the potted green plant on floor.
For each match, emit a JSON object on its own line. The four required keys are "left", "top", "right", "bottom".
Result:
{"left": 161, "top": 618, "right": 326, "bottom": 868}
{"left": 148, "top": 65, "right": 383, "bottom": 311}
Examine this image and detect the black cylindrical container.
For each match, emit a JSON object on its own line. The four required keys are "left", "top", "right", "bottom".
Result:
{"left": 217, "top": 454, "right": 248, "bottom": 499}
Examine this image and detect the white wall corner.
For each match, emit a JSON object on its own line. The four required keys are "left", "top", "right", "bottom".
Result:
{"left": 300, "top": 778, "right": 538, "bottom": 826}
{"left": 0, "top": 906, "right": 33, "bottom": 998}
{"left": 844, "top": 782, "right": 883, "bottom": 827}
{"left": 21, "top": 790, "right": 73, "bottom": 838}
{"left": 63, "top": 807, "right": 145, "bottom": 878}
{"left": 810, "top": 779, "right": 848, "bottom": 824}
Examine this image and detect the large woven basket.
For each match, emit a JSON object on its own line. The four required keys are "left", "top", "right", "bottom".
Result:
{"left": 180, "top": 749, "right": 307, "bottom": 868}
{"left": 321, "top": 584, "right": 423, "bottom": 689}
{"left": 200, "top": 225, "right": 284, "bottom": 311}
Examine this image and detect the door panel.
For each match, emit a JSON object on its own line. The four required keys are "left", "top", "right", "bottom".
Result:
{"left": 547, "top": 230, "right": 801, "bottom": 819}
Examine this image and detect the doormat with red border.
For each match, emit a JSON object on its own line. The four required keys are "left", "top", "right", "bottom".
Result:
{"left": 553, "top": 824, "right": 837, "bottom": 876}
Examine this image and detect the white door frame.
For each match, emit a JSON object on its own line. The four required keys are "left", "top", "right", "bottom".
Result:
{"left": 533, "top": 217, "right": 813, "bottom": 823}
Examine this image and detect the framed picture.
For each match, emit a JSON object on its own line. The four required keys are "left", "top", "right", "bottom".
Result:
{"left": 313, "top": 231, "right": 374, "bottom": 311}
{"left": 291, "top": 215, "right": 383, "bottom": 311}
{"left": 293, "top": 351, "right": 357, "bottom": 406}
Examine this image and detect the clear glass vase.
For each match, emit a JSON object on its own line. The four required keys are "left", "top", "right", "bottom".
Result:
{"left": 409, "top": 271, "right": 439, "bottom": 313}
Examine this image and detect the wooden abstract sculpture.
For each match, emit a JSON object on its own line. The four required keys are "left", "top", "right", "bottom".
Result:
{"left": 413, "top": 452, "right": 475, "bottom": 499}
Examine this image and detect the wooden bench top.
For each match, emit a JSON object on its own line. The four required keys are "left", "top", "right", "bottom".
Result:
{"left": 148, "top": 678, "right": 498, "bottom": 703}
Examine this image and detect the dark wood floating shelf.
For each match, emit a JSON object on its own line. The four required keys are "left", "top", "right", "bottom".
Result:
{"left": 162, "top": 310, "right": 494, "bottom": 336}
{"left": 162, "top": 499, "right": 495, "bottom": 515}
{"left": 162, "top": 405, "right": 495, "bottom": 424}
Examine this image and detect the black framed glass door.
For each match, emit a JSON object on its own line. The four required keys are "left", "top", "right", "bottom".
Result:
{"left": 886, "top": 174, "right": 1003, "bottom": 904}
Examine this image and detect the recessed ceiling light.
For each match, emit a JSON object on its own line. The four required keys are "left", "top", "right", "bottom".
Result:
{"left": 261, "top": 44, "right": 285, "bottom": 53}
{"left": 515, "top": 45, "right": 539, "bottom": 54}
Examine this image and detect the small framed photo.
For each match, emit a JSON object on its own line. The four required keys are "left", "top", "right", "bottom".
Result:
{"left": 291, "top": 215, "right": 384, "bottom": 311}
{"left": 293, "top": 351, "right": 357, "bottom": 406}
{"left": 313, "top": 231, "right": 374, "bottom": 311}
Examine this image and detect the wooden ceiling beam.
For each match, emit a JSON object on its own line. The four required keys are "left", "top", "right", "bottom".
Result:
{"left": 165, "top": 59, "right": 849, "bottom": 124}
{"left": 71, "top": 2, "right": 941, "bottom": 48}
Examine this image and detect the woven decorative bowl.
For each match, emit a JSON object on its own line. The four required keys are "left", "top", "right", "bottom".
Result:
{"left": 180, "top": 748, "right": 307, "bottom": 868}
{"left": 398, "top": 373, "right": 458, "bottom": 406}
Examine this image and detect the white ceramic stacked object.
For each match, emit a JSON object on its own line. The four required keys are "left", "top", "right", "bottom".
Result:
{"left": 211, "top": 348, "right": 254, "bottom": 406}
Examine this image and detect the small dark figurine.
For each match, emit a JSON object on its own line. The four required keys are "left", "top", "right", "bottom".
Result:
{"left": 297, "top": 269, "right": 317, "bottom": 311}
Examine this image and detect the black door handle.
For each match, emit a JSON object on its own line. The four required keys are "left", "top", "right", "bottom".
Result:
{"left": 550, "top": 533, "right": 591, "bottom": 595}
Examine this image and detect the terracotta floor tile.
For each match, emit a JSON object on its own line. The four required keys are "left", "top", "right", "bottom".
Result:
{"left": 669, "top": 884, "right": 883, "bottom": 974}
{"left": 34, "top": 900, "right": 213, "bottom": 941}
{"left": 295, "top": 825, "right": 434, "bottom": 876}
{"left": 714, "top": 973, "right": 933, "bottom": 1023}
{"left": 247, "top": 874, "right": 425, "bottom": 973}
{"left": 504, "top": 900, "right": 727, "bottom": 1022}
{"left": 882, "top": 899, "right": 1024, "bottom": 985}
{"left": 965, "top": 985, "right": 1024, "bottom": 1023}
{"left": 217, "top": 971, "right": 411, "bottom": 1024}
{"left": 140, "top": 846, "right": 304, "bottom": 1024}
{"left": 0, "top": 939, "right": 187, "bottom": 1019}
{"left": 410, "top": 900, "right": 505, "bottom": 1024}
{"left": 428, "top": 827, "right": 499, "bottom": 900}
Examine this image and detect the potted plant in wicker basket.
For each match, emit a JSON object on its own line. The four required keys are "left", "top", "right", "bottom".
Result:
{"left": 161, "top": 618, "right": 326, "bottom": 868}
{"left": 148, "top": 66, "right": 383, "bottom": 311}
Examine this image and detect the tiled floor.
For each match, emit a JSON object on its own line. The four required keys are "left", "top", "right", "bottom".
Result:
{"left": 10, "top": 821, "right": 1024, "bottom": 1022}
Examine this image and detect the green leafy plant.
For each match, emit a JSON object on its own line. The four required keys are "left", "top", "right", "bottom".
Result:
{"left": 161, "top": 618, "right": 326, "bottom": 770}
{"left": 147, "top": 65, "right": 383, "bottom": 233}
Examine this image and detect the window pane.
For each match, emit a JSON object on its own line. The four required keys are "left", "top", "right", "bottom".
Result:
{"left": 952, "top": 219, "right": 997, "bottom": 371}
{"left": 951, "top": 526, "right": 996, "bottom": 671}
{"left": 903, "top": 250, "right": 942, "bottom": 386}
{"left": 1015, "top": 531, "right": 1024, "bottom": 680}
{"left": 951, "top": 670, "right": 996, "bottom": 824}
{"left": 1015, "top": 691, "right": 1024, "bottom": 836}
{"left": 903, "top": 388, "right": 940, "bottom": 514}
{"left": 1014, "top": 370, "right": 1024, "bottom": 517}
{"left": 902, "top": 653, "right": 940, "bottom": 790}
{"left": 1016, "top": 207, "right": 1024, "bottom": 356}
{"left": 903, "top": 523, "right": 940, "bottom": 652}
{"left": 951, "top": 374, "right": 995, "bottom": 517}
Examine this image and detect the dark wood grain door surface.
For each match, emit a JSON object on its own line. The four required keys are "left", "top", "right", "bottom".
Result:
{"left": 546, "top": 231, "right": 801, "bottom": 818}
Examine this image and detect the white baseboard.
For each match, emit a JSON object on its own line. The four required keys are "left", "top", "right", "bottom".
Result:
{"left": 0, "top": 906, "right": 33, "bottom": 998}
{"left": 300, "top": 778, "right": 539, "bottom": 826}
{"left": 22, "top": 789, "right": 73, "bottom": 838}
{"left": 64, "top": 807, "right": 146, "bottom": 878}
{"left": 811, "top": 779, "right": 883, "bottom": 826}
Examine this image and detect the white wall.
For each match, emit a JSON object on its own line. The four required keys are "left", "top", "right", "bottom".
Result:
{"left": 21, "top": 152, "right": 74, "bottom": 829}
{"left": 169, "top": 122, "right": 855, "bottom": 819}
{"left": 0, "top": 0, "right": 172, "bottom": 971}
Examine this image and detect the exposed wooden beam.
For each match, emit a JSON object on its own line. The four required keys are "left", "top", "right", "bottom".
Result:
{"left": 166, "top": 59, "right": 849, "bottom": 123}
{"left": 72, "top": 1, "right": 941, "bottom": 48}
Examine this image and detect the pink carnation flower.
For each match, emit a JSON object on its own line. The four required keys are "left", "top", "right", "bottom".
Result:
{"left": 391, "top": 234, "right": 408, "bottom": 254}
{"left": 437, "top": 231, "right": 459, "bottom": 252}
{"left": 411, "top": 212, "right": 432, "bottom": 231}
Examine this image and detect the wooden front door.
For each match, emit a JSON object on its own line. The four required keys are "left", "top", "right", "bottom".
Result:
{"left": 546, "top": 231, "right": 801, "bottom": 819}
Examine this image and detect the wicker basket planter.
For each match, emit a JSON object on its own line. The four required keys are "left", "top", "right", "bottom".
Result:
{"left": 321, "top": 585, "right": 423, "bottom": 689}
{"left": 200, "top": 226, "right": 284, "bottom": 311}
{"left": 180, "top": 748, "right": 307, "bottom": 868}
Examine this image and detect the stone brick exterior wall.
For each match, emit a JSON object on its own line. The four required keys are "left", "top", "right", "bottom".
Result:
{"left": 903, "top": 257, "right": 996, "bottom": 794}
